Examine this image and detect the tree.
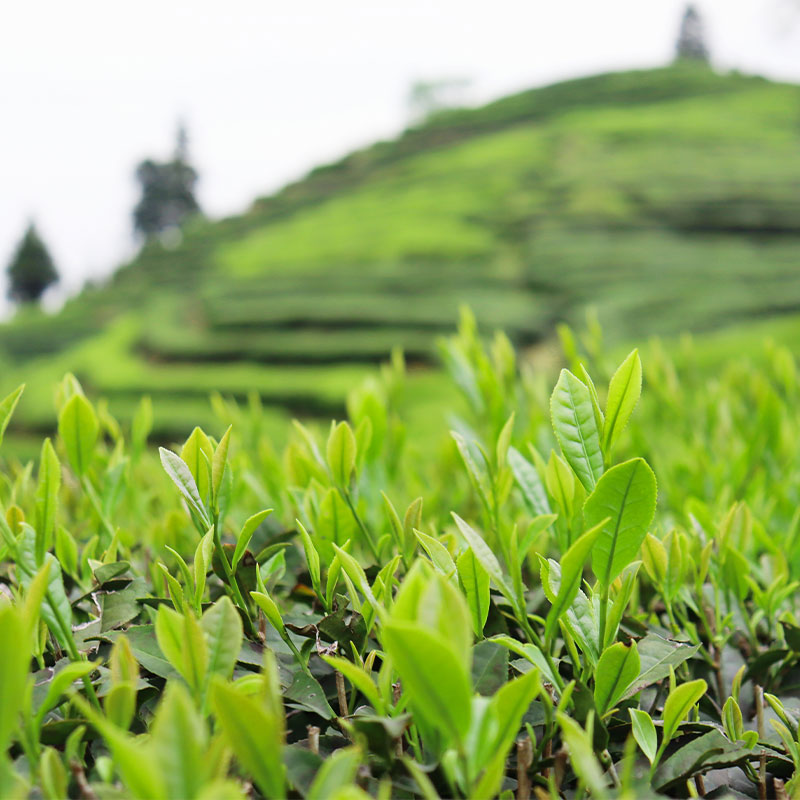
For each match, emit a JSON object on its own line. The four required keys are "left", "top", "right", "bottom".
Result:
{"left": 407, "top": 78, "right": 472, "bottom": 124}
{"left": 6, "top": 223, "right": 59, "bottom": 304}
{"left": 133, "top": 124, "right": 201, "bottom": 239}
{"left": 675, "top": 4, "right": 710, "bottom": 64}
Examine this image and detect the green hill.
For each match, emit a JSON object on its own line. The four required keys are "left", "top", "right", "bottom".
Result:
{"left": 4, "top": 64, "right": 800, "bottom": 450}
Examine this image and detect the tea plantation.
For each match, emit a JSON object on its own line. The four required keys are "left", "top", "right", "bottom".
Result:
{"left": 3, "top": 62, "right": 800, "bottom": 797}
{"left": 2, "top": 315, "right": 800, "bottom": 797}
{"left": 3, "top": 64, "right": 800, "bottom": 452}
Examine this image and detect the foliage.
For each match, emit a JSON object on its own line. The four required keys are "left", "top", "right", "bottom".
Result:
{"left": 6, "top": 223, "right": 59, "bottom": 305}
{"left": 133, "top": 125, "right": 201, "bottom": 240}
{"left": 675, "top": 5, "right": 710, "bottom": 65}
{"left": 2, "top": 314, "right": 800, "bottom": 797}
{"left": 2, "top": 66, "right": 800, "bottom": 450}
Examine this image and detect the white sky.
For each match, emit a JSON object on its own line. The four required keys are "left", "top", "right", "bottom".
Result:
{"left": 0, "top": 0, "right": 798, "bottom": 303}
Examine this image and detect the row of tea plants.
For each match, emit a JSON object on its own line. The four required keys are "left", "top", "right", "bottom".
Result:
{"left": 2, "top": 311, "right": 800, "bottom": 798}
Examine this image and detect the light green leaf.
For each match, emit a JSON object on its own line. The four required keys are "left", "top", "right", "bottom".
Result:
{"left": 0, "top": 384, "right": 23, "bottom": 450}
{"left": 603, "top": 349, "right": 642, "bottom": 453}
{"left": 415, "top": 529, "right": 457, "bottom": 578}
{"left": 181, "top": 428, "right": 213, "bottom": 503}
{"left": 297, "top": 520, "right": 321, "bottom": 596}
{"left": 457, "top": 548, "right": 490, "bottom": 637}
{"left": 35, "top": 438, "right": 60, "bottom": 564}
{"left": 594, "top": 641, "right": 640, "bottom": 716}
{"left": 629, "top": 708, "right": 657, "bottom": 764}
{"left": 487, "top": 668, "right": 540, "bottom": 755}
{"left": 233, "top": 509, "right": 271, "bottom": 571}
{"left": 58, "top": 393, "right": 98, "bottom": 477}
{"left": 211, "top": 425, "right": 232, "bottom": 503}
{"left": 451, "top": 513, "right": 515, "bottom": 610}
{"left": 550, "top": 369, "right": 604, "bottom": 492}
{"left": 557, "top": 713, "right": 609, "bottom": 799}
{"left": 251, "top": 590, "right": 285, "bottom": 636}
{"left": 16, "top": 535, "right": 73, "bottom": 651}
{"left": 0, "top": 605, "right": 28, "bottom": 752}
{"left": 308, "top": 747, "right": 362, "bottom": 800}
{"left": 150, "top": 682, "right": 207, "bottom": 800}
{"left": 159, "top": 448, "right": 211, "bottom": 529}
{"left": 201, "top": 597, "right": 242, "bottom": 681}
{"left": 36, "top": 661, "right": 98, "bottom": 726}
{"left": 508, "top": 446, "right": 551, "bottom": 517}
{"left": 327, "top": 421, "right": 357, "bottom": 487}
{"left": 662, "top": 678, "right": 707, "bottom": 744}
{"left": 585, "top": 457, "right": 657, "bottom": 588}
{"left": 544, "top": 520, "right": 604, "bottom": 644}
{"left": 382, "top": 621, "right": 472, "bottom": 745}
{"left": 211, "top": 679, "right": 285, "bottom": 799}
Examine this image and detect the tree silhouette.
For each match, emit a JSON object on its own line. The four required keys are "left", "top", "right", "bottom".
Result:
{"left": 6, "top": 223, "right": 59, "bottom": 304}
{"left": 133, "top": 124, "right": 201, "bottom": 239}
{"left": 675, "top": 5, "right": 710, "bottom": 64}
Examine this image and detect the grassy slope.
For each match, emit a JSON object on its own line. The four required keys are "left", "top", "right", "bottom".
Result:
{"left": 2, "top": 63, "right": 800, "bottom": 451}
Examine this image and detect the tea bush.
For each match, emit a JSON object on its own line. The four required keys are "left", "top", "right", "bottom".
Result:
{"left": 2, "top": 312, "right": 800, "bottom": 798}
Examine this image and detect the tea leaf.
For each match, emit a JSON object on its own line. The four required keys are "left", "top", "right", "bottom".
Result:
{"left": 594, "top": 641, "right": 639, "bottom": 716}
{"left": 629, "top": 708, "right": 657, "bottom": 764}
{"left": 550, "top": 369, "right": 604, "bottom": 493}
{"left": 603, "top": 349, "right": 642, "bottom": 452}
{"left": 58, "top": 393, "right": 98, "bottom": 477}
{"left": 585, "top": 457, "right": 657, "bottom": 587}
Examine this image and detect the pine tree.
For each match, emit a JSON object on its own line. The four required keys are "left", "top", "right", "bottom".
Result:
{"left": 675, "top": 5, "right": 710, "bottom": 64}
{"left": 133, "top": 124, "right": 201, "bottom": 239}
{"left": 6, "top": 223, "right": 59, "bottom": 304}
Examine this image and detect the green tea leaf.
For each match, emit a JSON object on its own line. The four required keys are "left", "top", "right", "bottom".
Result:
{"left": 211, "top": 425, "right": 232, "bottom": 502}
{"left": 557, "top": 713, "right": 609, "bottom": 799}
{"left": 150, "top": 682, "right": 207, "bottom": 800}
{"left": 544, "top": 520, "right": 604, "bottom": 644}
{"left": 233, "top": 509, "right": 271, "bottom": 571}
{"left": 211, "top": 679, "right": 285, "bottom": 799}
{"left": 0, "top": 605, "right": 28, "bottom": 752}
{"left": 58, "top": 392, "right": 98, "bottom": 477}
{"left": 603, "top": 349, "right": 642, "bottom": 453}
{"left": 593, "top": 641, "right": 639, "bottom": 716}
{"left": 0, "top": 384, "right": 24, "bottom": 450}
{"left": 181, "top": 428, "right": 213, "bottom": 503}
{"left": 35, "top": 438, "right": 60, "bottom": 563}
{"left": 415, "top": 528, "right": 457, "bottom": 578}
{"left": 452, "top": 513, "right": 515, "bottom": 610}
{"left": 550, "top": 369, "right": 604, "bottom": 493}
{"left": 585, "top": 457, "right": 657, "bottom": 587}
{"left": 308, "top": 747, "right": 362, "bottom": 800}
{"left": 457, "top": 547, "right": 491, "bottom": 637}
{"left": 629, "top": 708, "right": 657, "bottom": 764}
{"left": 159, "top": 448, "right": 211, "bottom": 529}
{"left": 508, "top": 446, "right": 551, "bottom": 517}
{"left": 327, "top": 421, "right": 357, "bottom": 487}
{"left": 381, "top": 621, "right": 472, "bottom": 745}
{"left": 662, "top": 678, "right": 707, "bottom": 744}
{"left": 201, "top": 597, "right": 242, "bottom": 681}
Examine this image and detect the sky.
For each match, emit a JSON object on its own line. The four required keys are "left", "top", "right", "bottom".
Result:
{"left": 0, "top": 0, "right": 798, "bottom": 305}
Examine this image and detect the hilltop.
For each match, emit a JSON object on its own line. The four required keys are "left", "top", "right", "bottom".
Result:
{"left": 3, "top": 63, "right": 800, "bottom": 448}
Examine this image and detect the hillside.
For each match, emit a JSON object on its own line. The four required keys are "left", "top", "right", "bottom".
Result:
{"left": 3, "top": 63, "right": 800, "bottom": 449}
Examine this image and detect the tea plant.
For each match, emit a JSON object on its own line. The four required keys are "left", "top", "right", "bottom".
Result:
{"left": 2, "top": 315, "right": 800, "bottom": 798}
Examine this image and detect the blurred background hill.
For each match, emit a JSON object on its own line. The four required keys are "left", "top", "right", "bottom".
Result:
{"left": 2, "top": 57, "right": 800, "bottom": 453}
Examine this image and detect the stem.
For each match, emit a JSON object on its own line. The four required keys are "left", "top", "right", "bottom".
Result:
{"left": 341, "top": 489, "right": 380, "bottom": 562}
{"left": 212, "top": 514, "right": 257, "bottom": 638}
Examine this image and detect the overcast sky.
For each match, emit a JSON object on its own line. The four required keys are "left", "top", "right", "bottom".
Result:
{"left": 1, "top": 0, "right": 798, "bottom": 303}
